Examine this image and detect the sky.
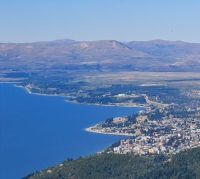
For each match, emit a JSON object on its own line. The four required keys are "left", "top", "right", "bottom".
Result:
{"left": 0, "top": 0, "right": 200, "bottom": 43}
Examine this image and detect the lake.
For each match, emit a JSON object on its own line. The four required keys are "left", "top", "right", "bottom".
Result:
{"left": 0, "top": 84, "right": 140, "bottom": 179}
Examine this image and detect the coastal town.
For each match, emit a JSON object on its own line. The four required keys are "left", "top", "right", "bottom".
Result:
{"left": 18, "top": 80, "right": 200, "bottom": 156}
{"left": 2, "top": 69, "right": 200, "bottom": 157}
{"left": 13, "top": 79, "right": 200, "bottom": 156}
{"left": 86, "top": 88, "right": 200, "bottom": 156}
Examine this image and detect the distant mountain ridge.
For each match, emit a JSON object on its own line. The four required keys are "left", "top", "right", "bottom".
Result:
{"left": 0, "top": 39, "right": 200, "bottom": 72}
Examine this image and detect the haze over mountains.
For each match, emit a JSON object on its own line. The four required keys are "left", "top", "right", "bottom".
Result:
{"left": 1, "top": 39, "right": 200, "bottom": 72}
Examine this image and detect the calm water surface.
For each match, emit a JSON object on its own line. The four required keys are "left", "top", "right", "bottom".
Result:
{"left": 0, "top": 84, "right": 140, "bottom": 179}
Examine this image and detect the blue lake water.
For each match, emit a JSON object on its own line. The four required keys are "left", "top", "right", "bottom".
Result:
{"left": 0, "top": 84, "right": 140, "bottom": 179}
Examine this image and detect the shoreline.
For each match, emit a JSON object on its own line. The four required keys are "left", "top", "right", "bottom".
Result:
{"left": 68, "top": 99, "right": 145, "bottom": 108}
{"left": 85, "top": 127, "right": 134, "bottom": 137}
{"left": 15, "top": 84, "right": 67, "bottom": 98}
{"left": 12, "top": 83, "right": 144, "bottom": 137}
{"left": 14, "top": 84, "right": 145, "bottom": 109}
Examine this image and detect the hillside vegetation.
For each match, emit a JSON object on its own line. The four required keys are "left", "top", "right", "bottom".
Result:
{"left": 26, "top": 147, "right": 200, "bottom": 179}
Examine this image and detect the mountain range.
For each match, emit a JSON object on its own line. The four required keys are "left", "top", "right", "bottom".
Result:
{"left": 1, "top": 39, "right": 200, "bottom": 72}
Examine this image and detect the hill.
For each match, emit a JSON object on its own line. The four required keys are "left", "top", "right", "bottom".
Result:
{"left": 25, "top": 147, "right": 200, "bottom": 179}
{"left": 1, "top": 39, "right": 200, "bottom": 72}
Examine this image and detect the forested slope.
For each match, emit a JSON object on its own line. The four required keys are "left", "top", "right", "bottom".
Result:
{"left": 26, "top": 147, "right": 200, "bottom": 179}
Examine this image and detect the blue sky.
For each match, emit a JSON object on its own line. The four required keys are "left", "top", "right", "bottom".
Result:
{"left": 0, "top": 0, "right": 199, "bottom": 42}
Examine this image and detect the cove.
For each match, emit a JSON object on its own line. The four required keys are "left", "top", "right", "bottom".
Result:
{"left": 0, "top": 84, "right": 140, "bottom": 179}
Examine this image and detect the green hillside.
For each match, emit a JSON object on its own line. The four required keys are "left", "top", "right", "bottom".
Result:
{"left": 25, "top": 147, "right": 200, "bottom": 179}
